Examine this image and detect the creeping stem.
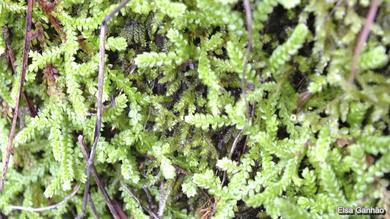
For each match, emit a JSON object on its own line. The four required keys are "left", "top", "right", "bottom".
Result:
{"left": 0, "top": 0, "right": 34, "bottom": 193}
{"left": 78, "top": 0, "right": 130, "bottom": 218}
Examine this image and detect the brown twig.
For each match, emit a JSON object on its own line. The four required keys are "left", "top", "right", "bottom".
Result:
{"left": 111, "top": 199, "right": 130, "bottom": 219}
{"left": 142, "top": 186, "right": 161, "bottom": 218}
{"left": 8, "top": 184, "right": 80, "bottom": 212}
{"left": 79, "top": 0, "right": 130, "bottom": 217}
{"left": 2, "top": 27, "right": 37, "bottom": 117}
{"left": 2, "top": 27, "right": 17, "bottom": 72}
{"left": 349, "top": 0, "right": 381, "bottom": 83}
{"left": 122, "top": 184, "right": 160, "bottom": 219}
{"left": 0, "top": 0, "right": 34, "bottom": 193}
{"left": 143, "top": 186, "right": 156, "bottom": 208}
{"left": 77, "top": 135, "right": 127, "bottom": 219}
{"left": 23, "top": 93, "right": 37, "bottom": 117}
{"left": 38, "top": 0, "right": 66, "bottom": 42}
{"left": 88, "top": 194, "right": 100, "bottom": 219}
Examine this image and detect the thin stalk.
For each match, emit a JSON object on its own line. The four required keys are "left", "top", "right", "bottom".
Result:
{"left": 0, "top": 0, "right": 34, "bottom": 193}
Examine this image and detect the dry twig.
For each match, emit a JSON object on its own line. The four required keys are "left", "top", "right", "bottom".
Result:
{"left": 88, "top": 194, "right": 100, "bottom": 219}
{"left": 222, "top": 0, "right": 253, "bottom": 185}
{"left": 229, "top": 129, "right": 243, "bottom": 159}
{"left": 122, "top": 184, "right": 160, "bottom": 219}
{"left": 77, "top": 135, "right": 127, "bottom": 219}
{"left": 8, "top": 184, "right": 80, "bottom": 212}
{"left": 349, "top": 0, "right": 381, "bottom": 83}
{"left": 0, "top": 0, "right": 34, "bottom": 192}
{"left": 2, "top": 27, "right": 17, "bottom": 72}
{"left": 228, "top": 0, "right": 253, "bottom": 159}
{"left": 78, "top": 0, "right": 130, "bottom": 217}
{"left": 2, "top": 27, "right": 37, "bottom": 117}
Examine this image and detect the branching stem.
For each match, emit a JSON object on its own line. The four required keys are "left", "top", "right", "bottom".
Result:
{"left": 79, "top": 0, "right": 129, "bottom": 217}
{"left": 77, "top": 135, "right": 127, "bottom": 219}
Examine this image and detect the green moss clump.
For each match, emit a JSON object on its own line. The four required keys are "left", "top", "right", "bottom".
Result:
{"left": 0, "top": 0, "right": 389, "bottom": 218}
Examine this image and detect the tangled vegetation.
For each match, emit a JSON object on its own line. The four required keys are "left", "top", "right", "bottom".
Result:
{"left": 0, "top": 0, "right": 389, "bottom": 218}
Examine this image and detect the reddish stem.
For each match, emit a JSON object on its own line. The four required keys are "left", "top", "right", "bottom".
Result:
{"left": 2, "top": 27, "right": 37, "bottom": 117}
{"left": 349, "top": 0, "right": 381, "bottom": 83}
{"left": 77, "top": 136, "right": 128, "bottom": 219}
{"left": 0, "top": 0, "right": 35, "bottom": 192}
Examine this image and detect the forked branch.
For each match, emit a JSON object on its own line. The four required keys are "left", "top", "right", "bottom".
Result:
{"left": 78, "top": 135, "right": 127, "bottom": 219}
{"left": 79, "top": 0, "right": 130, "bottom": 217}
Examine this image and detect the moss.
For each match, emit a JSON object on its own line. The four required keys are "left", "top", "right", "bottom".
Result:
{"left": 0, "top": 0, "right": 389, "bottom": 218}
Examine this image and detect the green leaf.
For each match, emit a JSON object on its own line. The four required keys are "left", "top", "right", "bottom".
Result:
{"left": 278, "top": 0, "right": 300, "bottom": 9}
{"left": 161, "top": 157, "right": 176, "bottom": 180}
{"left": 106, "top": 37, "right": 128, "bottom": 51}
